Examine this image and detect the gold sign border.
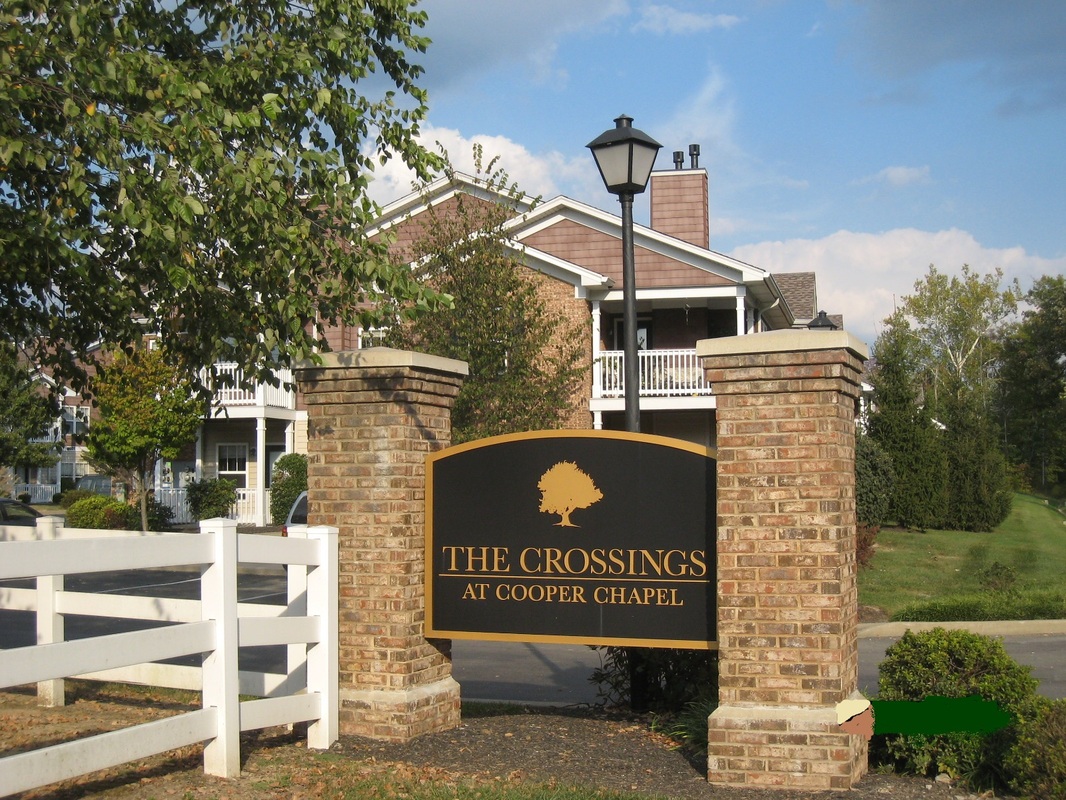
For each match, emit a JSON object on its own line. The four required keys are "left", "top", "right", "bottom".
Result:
{"left": 425, "top": 429, "right": 717, "bottom": 650}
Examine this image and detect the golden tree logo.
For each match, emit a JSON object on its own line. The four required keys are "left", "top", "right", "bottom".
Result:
{"left": 537, "top": 461, "right": 603, "bottom": 527}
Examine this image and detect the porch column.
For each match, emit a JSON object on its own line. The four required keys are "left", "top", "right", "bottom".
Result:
{"left": 591, "top": 300, "right": 603, "bottom": 401}
{"left": 255, "top": 416, "right": 268, "bottom": 526}
{"left": 294, "top": 348, "right": 467, "bottom": 742}
{"left": 735, "top": 289, "right": 747, "bottom": 335}
{"left": 697, "top": 329, "right": 869, "bottom": 791}
{"left": 194, "top": 426, "right": 204, "bottom": 481}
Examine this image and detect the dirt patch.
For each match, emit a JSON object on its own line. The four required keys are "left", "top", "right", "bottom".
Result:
{"left": 2, "top": 684, "right": 1007, "bottom": 799}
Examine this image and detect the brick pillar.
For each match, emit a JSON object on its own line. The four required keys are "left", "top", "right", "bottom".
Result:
{"left": 696, "top": 330, "right": 869, "bottom": 791}
{"left": 294, "top": 348, "right": 468, "bottom": 742}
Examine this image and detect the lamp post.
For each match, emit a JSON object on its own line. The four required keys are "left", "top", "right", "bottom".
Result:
{"left": 588, "top": 115, "right": 662, "bottom": 433}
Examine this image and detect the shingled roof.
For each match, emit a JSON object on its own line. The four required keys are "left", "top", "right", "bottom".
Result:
{"left": 772, "top": 272, "right": 818, "bottom": 322}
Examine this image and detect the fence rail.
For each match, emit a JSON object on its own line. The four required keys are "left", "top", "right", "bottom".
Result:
{"left": 0, "top": 516, "right": 338, "bottom": 796}
{"left": 595, "top": 349, "right": 711, "bottom": 398}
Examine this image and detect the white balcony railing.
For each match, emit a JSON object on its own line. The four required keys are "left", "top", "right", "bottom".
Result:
{"left": 209, "top": 363, "right": 295, "bottom": 410}
{"left": 595, "top": 349, "right": 711, "bottom": 399}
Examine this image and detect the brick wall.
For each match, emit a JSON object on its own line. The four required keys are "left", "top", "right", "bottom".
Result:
{"left": 295, "top": 349, "right": 467, "bottom": 742}
{"left": 697, "top": 330, "right": 869, "bottom": 791}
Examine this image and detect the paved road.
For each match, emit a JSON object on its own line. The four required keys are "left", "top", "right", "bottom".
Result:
{"left": 450, "top": 631, "right": 1066, "bottom": 704}
{"left": 2, "top": 570, "right": 1062, "bottom": 703}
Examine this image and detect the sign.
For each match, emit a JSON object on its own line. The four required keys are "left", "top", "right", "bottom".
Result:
{"left": 426, "top": 430, "right": 716, "bottom": 649}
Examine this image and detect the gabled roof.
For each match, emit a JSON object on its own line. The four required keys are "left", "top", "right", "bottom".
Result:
{"left": 372, "top": 173, "right": 799, "bottom": 328}
{"left": 369, "top": 172, "right": 535, "bottom": 240}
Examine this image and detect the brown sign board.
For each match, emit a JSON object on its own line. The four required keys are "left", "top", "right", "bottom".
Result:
{"left": 426, "top": 430, "right": 717, "bottom": 649}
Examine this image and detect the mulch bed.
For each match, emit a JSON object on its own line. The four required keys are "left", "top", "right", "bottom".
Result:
{"left": 2, "top": 686, "right": 1007, "bottom": 799}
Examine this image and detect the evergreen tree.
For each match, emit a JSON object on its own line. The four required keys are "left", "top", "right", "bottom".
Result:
{"left": 998, "top": 275, "right": 1066, "bottom": 493}
{"left": 868, "top": 313, "right": 947, "bottom": 529}
{"left": 942, "top": 384, "right": 1012, "bottom": 530}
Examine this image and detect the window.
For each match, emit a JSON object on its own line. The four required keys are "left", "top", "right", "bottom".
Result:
{"left": 61, "top": 406, "right": 90, "bottom": 437}
{"left": 217, "top": 444, "right": 248, "bottom": 489}
{"left": 358, "top": 326, "right": 389, "bottom": 349}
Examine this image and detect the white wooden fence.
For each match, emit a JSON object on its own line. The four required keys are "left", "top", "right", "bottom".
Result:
{"left": 0, "top": 516, "right": 338, "bottom": 796}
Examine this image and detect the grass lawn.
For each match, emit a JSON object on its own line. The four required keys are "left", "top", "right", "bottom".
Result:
{"left": 858, "top": 493, "right": 1066, "bottom": 618}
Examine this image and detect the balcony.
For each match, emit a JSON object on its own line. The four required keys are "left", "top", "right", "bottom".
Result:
{"left": 594, "top": 349, "right": 711, "bottom": 399}
{"left": 208, "top": 363, "right": 296, "bottom": 413}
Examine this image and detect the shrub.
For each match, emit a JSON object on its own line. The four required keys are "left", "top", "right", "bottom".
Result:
{"left": 856, "top": 523, "right": 878, "bottom": 569}
{"left": 875, "top": 628, "right": 1041, "bottom": 789}
{"left": 121, "top": 496, "right": 175, "bottom": 531}
{"left": 269, "top": 453, "right": 307, "bottom": 525}
{"left": 58, "top": 488, "right": 94, "bottom": 509}
{"left": 856, "top": 433, "right": 895, "bottom": 526}
{"left": 67, "top": 495, "right": 131, "bottom": 530}
{"left": 186, "top": 479, "right": 237, "bottom": 520}
{"left": 1005, "top": 698, "right": 1066, "bottom": 800}
{"left": 590, "top": 647, "right": 718, "bottom": 713}
{"left": 17, "top": 492, "right": 30, "bottom": 504}
{"left": 661, "top": 693, "right": 719, "bottom": 755}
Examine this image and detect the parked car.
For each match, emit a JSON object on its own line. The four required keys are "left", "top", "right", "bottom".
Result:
{"left": 0, "top": 498, "right": 43, "bottom": 526}
{"left": 74, "top": 475, "right": 112, "bottom": 496}
{"left": 281, "top": 491, "right": 308, "bottom": 537}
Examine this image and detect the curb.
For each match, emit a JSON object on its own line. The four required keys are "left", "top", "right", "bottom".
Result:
{"left": 858, "top": 619, "right": 1066, "bottom": 638}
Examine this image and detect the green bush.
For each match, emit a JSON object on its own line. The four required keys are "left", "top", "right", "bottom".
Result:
{"left": 856, "top": 433, "right": 895, "bottom": 526}
{"left": 875, "top": 628, "right": 1041, "bottom": 790}
{"left": 590, "top": 647, "right": 718, "bottom": 713}
{"left": 67, "top": 495, "right": 131, "bottom": 529}
{"left": 856, "top": 523, "right": 878, "bottom": 569}
{"left": 58, "top": 488, "right": 94, "bottom": 509}
{"left": 1005, "top": 698, "right": 1066, "bottom": 799}
{"left": 269, "top": 453, "right": 307, "bottom": 525}
{"left": 186, "top": 479, "right": 237, "bottom": 520}
{"left": 121, "top": 496, "right": 175, "bottom": 531}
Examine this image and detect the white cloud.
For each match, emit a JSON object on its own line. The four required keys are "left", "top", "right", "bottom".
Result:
{"left": 731, "top": 228, "right": 1066, "bottom": 347}
{"left": 632, "top": 5, "right": 742, "bottom": 35}
{"left": 857, "top": 165, "right": 932, "bottom": 187}
{"left": 366, "top": 125, "right": 589, "bottom": 207}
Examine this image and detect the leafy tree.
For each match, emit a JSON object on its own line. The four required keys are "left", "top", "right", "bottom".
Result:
{"left": 0, "top": 0, "right": 446, "bottom": 396}
{"left": 86, "top": 347, "right": 203, "bottom": 530}
{"left": 998, "top": 275, "right": 1066, "bottom": 493}
{"left": 899, "top": 265, "right": 1020, "bottom": 412}
{"left": 384, "top": 149, "right": 588, "bottom": 443}
{"left": 0, "top": 342, "right": 59, "bottom": 472}
{"left": 868, "top": 313, "right": 947, "bottom": 529}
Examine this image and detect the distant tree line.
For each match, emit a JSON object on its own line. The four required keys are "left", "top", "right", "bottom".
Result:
{"left": 858, "top": 267, "right": 1066, "bottom": 532}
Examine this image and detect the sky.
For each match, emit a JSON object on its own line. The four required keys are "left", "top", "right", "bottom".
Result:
{"left": 365, "top": 0, "right": 1066, "bottom": 348}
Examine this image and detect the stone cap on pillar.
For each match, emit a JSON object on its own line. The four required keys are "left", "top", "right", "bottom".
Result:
{"left": 293, "top": 347, "right": 469, "bottom": 377}
{"left": 696, "top": 329, "right": 869, "bottom": 361}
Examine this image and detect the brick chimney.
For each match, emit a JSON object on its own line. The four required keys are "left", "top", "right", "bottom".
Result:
{"left": 649, "top": 144, "right": 709, "bottom": 249}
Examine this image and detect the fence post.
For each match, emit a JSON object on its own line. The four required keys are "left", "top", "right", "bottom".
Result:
{"left": 285, "top": 524, "right": 309, "bottom": 697}
{"left": 36, "top": 516, "right": 64, "bottom": 706}
{"left": 305, "top": 524, "right": 339, "bottom": 749}
{"left": 199, "top": 517, "right": 240, "bottom": 778}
